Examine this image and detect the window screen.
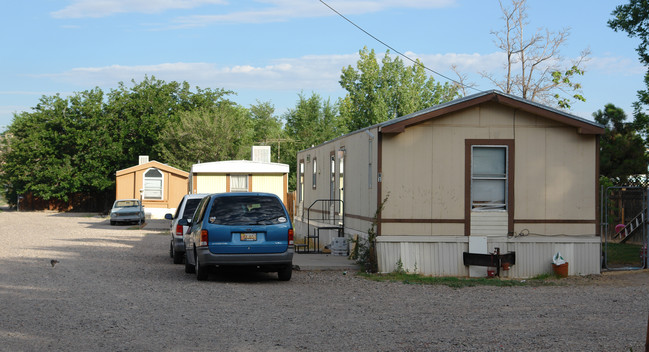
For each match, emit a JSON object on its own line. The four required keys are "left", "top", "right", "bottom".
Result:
{"left": 472, "top": 146, "right": 507, "bottom": 210}
{"left": 143, "top": 168, "right": 163, "bottom": 200}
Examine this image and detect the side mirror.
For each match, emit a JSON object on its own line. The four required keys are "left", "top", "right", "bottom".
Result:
{"left": 164, "top": 213, "right": 173, "bottom": 220}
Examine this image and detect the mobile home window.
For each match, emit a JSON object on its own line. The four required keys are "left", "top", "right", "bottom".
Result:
{"left": 230, "top": 175, "right": 248, "bottom": 192}
{"left": 298, "top": 161, "right": 304, "bottom": 202}
{"left": 312, "top": 158, "right": 317, "bottom": 189}
{"left": 368, "top": 139, "right": 373, "bottom": 189}
{"left": 143, "top": 168, "right": 163, "bottom": 200}
{"left": 471, "top": 146, "right": 507, "bottom": 210}
{"left": 330, "top": 154, "right": 336, "bottom": 200}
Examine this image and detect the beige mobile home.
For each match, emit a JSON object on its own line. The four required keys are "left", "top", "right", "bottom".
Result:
{"left": 115, "top": 158, "right": 189, "bottom": 219}
{"left": 295, "top": 90, "right": 605, "bottom": 278}
{"left": 189, "top": 160, "right": 290, "bottom": 206}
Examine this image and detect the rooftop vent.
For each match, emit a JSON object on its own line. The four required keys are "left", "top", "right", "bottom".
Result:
{"left": 252, "top": 146, "right": 271, "bottom": 163}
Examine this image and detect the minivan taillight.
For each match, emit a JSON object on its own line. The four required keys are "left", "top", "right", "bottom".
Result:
{"left": 175, "top": 224, "right": 183, "bottom": 236}
{"left": 200, "top": 229, "right": 208, "bottom": 247}
{"left": 288, "top": 228, "right": 294, "bottom": 245}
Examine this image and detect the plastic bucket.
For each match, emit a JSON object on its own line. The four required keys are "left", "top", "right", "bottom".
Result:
{"left": 552, "top": 263, "right": 569, "bottom": 278}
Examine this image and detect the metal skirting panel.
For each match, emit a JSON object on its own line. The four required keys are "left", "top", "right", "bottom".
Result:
{"left": 377, "top": 240, "right": 469, "bottom": 276}
{"left": 501, "top": 240, "right": 601, "bottom": 277}
{"left": 377, "top": 236, "right": 600, "bottom": 278}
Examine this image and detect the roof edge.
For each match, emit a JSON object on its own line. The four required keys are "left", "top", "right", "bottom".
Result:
{"left": 380, "top": 90, "right": 604, "bottom": 135}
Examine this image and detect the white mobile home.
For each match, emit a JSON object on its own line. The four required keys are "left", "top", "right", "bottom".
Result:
{"left": 295, "top": 90, "right": 604, "bottom": 278}
{"left": 189, "top": 160, "right": 290, "bottom": 206}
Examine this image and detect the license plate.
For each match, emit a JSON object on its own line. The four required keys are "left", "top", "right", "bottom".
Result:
{"left": 240, "top": 233, "right": 257, "bottom": 241}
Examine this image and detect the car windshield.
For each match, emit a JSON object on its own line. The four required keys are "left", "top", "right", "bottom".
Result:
{"left": 208, "top": 196, "right": 286, "bottom": 225}
{"left": 115, "top": 200, "right": 139, "bottom": 208}
{"left": 182, "top": 199, "right": 202, "bottom": 219}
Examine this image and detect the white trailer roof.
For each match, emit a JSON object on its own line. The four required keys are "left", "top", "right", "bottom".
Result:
{"left": 191, "top": 160, "right": 289, "bottom": 174}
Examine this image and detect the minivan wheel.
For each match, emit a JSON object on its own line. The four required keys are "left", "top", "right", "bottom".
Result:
{"left": 173, "top": 248, "right": 183, "bottom": 264}
{"left": 184, "top": 252, "right": 195, "bottom": 274}
{"left": 195, "top": 255, "right": 208, "bottom": 281}
{"left": 278, "top": 265, "right": 292, "bottom": 281}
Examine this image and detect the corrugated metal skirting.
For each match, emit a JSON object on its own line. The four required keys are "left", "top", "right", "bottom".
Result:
{"left": 376, "top": 235, "right": 600, "bottom": 278}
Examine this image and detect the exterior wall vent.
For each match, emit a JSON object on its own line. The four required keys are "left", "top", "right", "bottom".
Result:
{"left": 139, "top": 155, "right": 149, "bottom": 165}
{"left": 252, "top": 146, "right": 271, "bottom": 163}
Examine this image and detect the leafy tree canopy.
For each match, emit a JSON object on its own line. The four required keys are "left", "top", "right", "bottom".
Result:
{"left": 594, "top": 104, "right": 648, "bottom": 180}
{"left": 339, "top": 47, "right": 459, "bottom": 131}
{"left": 609, "top": 0, "right": 649, "bottom": 152}
{"left": 281, "top": 92, "right": 348, "bottom": 191}
{"left": 158, "top": 104, "right": 254, "bottom": 171}
{"left": 0, "top": 77, "right": 236, "bottom": 207}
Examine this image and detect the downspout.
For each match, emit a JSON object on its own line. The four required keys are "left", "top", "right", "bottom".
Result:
{"left": 376, "top": 128, "right": 382, "bottom": 237}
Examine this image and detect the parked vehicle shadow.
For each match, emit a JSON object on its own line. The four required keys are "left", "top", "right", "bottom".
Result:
{"left": 197, "top": 266, "right": 280, "bottom": 283}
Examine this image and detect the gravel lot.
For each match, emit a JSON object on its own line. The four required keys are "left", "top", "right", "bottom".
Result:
{"left": 0, "top": 211, "right": 648, "bottom": 352}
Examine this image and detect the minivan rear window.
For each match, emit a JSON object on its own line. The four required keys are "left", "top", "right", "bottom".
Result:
{"left": 209, "top": 196, "right": 287, "bottom": 225}
{"left": 182, "top": 199, "right": 202, "bottom": 219}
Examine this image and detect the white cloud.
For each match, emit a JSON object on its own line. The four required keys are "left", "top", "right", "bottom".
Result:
{"left": 584, "top": 56, "right": 645, "bottom": 76}
{"left": 173, "top": 0, "right": 455, "bottom": 27}
{"left": 33, "top": 54, "right": 359, "bottom": 92}
{"left": 51, "top": 0, "right": 456, "bottom": 23}
{"left": 36, "top": 50, "right": 622, "bottom": 98}
{"left": 51, "top": 0, "right": 227, "bottom": 19}
{"left": 31, "top": 51, "right": 509, "bottom": 96}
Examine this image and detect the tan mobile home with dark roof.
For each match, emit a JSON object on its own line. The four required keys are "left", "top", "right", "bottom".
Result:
{"left": 295, "top": 90, "right": 604, "bottom": 278}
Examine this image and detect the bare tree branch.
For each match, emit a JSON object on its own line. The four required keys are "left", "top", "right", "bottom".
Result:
{"left": 484, "top": 0, "right": 588, "bottom": 109}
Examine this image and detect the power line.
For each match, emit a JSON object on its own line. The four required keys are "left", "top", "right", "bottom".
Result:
{"left": 318, "top": 0, "right": 479, "bottom": 92}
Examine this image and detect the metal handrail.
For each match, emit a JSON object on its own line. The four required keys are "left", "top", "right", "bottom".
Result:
{"left": 305, "top": 199, "right": 344, "bottom": 253}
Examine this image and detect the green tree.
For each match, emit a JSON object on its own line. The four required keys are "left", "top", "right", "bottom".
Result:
{"left": 281, "top": 93, "right": 347, "bottom": 190}
{"left": 609, "top": 0, "right": 649, "bottom": 141}
{"left": 0, "top": 89, "right": 118, "bottom": 205}
{"left": 593, "top": 104, "right": 648, "bottom": 180}
{"left": 105, "top": 76, "right": 233, "bottom": 170}
{"left": 0, "top": 77, "right": 235, "bottom": 209}
{"left": 157, "top": 104, "right": 254, "bottom": 171}
{"left": 250, "top": 101, "right": 284, "bottom": 162}
{"left": 339, "top": 47, "right": 459, "bottom": 131}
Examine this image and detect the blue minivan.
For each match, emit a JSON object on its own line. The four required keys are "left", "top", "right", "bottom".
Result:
{"left": 182, "top": 193, "right": 294, "bottom": 281}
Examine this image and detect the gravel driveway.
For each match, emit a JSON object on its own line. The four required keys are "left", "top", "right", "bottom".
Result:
{"left": 0, "top": 211, "right": 648, "bottom": 352}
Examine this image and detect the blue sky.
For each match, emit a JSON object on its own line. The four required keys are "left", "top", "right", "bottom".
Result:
{"left": 0, "top": 0, "right": 645, "bottom": 131}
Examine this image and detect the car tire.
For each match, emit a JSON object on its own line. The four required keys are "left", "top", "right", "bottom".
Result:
{"left": 173, "top": 248, "right": 183, "bottom": 264}
{"left": 169, "top": 241, "right": 174, "bottom": 258}
{"left": 110, "top": 220, "right": 116, "bottom": 226}
{"left": 184, "top": 252, "right": 195, "bottom": 274}
{"left": 195, "top": 254, "right": 208, "bottom": 281}
{"left": 278, "top": 265, "right": 292, "bottom": 281}
{"left": 194, "top": 254, "right": 207, "bottom": 281}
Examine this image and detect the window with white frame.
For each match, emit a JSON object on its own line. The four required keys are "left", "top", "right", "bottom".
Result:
{"left": 471, "top": 146, "right": 507, "bottom": 210}
{"left": 298, "top": 161, "right": 304, "bottom": 202}
{"left": 230, "top": 174, "right": 248, "bottom": 192}
{"left": 143, "top": 168, "right": 163, "bottom": 200}
{"left": 312, "top": 158, "right": 317, "bottom": 189}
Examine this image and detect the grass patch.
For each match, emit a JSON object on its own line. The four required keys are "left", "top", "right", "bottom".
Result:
{"left": 606, "top": 242, "right": 643, "bottom": 266}
{"left": 358, "top": 272, "right": 558, "bottom": 288}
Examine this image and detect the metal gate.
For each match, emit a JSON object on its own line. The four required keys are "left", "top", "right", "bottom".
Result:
{"left": 601, "top": 186, "right": 648, "bottom": 270}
